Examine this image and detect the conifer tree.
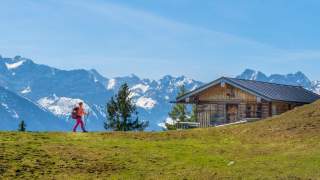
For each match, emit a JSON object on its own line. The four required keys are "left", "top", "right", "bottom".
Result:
{"left": 105, "top": 83, "right": 148, "bottom": 131}
{"left": 166, "top": 85, "right": 198, "bottom": 130}
{"left": 18, "top": 120, "right": 26, "bottom": 132}
{"left": 189, "top": 104, "right": 197, "bottom": 122}
{"left": 168, "top": 85, "right": 188, "bottom": 122}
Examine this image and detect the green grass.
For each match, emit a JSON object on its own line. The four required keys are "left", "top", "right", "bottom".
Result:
{"left": 1, "top": 101, "right": 320, "bottom": 179}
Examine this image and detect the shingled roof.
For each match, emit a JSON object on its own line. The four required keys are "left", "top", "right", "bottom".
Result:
{"left": 177, "top": 77, "right": 320, "bottom": 103}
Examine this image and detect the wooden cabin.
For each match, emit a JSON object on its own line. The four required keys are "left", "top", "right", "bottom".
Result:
{"left": 174, "top": 77, "right": 320, "bottom": 128}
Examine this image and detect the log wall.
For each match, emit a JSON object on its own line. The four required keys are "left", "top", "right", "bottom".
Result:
{"left": 199, "top": 84, "right": 257, "bottom": 102}
{"left": 194, "top": 83, "right": 301, "bottom": 128}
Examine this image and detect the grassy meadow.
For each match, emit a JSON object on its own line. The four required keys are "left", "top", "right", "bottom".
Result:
{"left": 1, "top": 101, "right": 320, "bottom": 179}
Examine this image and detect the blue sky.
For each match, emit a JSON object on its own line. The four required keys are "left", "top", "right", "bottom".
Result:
{"left": 1, "top": 0, "right": 320, "bottom": 81}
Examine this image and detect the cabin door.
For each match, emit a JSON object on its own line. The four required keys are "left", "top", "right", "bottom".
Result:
{"left": 226, "top": 104, "right": 238, "bottom": 123}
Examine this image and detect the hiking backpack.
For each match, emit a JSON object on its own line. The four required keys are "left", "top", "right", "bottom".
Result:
{"left": 71, "top": 107, "right": 79, "bottom": 119}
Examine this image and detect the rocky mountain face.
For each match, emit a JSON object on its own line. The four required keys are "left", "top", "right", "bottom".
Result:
{"left": 0, "top": 56, "right": 114, "bottom": 131}
{"left": 237, "top": 69, "right": 319, "bottom": 93}
{"left": 0, "top": 56, "right": 202, "bottom": 131}
{"left": 105, "top": 75, "right": 202, "bottom": 130}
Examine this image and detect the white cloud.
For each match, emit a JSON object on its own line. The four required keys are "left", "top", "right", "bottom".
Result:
{"left": 56, "top": 0, "right": 320, "bottom": 79}
{"left": 59, "top": 0, "right": 280, "bottom": 59}
{"left": 3, "top": 0, "right": 320, "bottom": 81}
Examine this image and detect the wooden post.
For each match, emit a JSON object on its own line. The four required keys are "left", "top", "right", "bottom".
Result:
{"left": 239, "top": 103, "right": 246, "bottom": 120}
{"left": 261, "top": 101, "right": 270, "bottom": 119}
{"left": 269, "top": 102, "right": 272, "bottom": 117}
{"left": 195, "top": 104, "right": 198, "bottom": 123}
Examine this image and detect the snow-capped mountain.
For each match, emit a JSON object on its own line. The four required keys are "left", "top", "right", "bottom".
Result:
{"left": 37, "top": 95, "right": 91, "bottom": 117}
{"left": 236, "top": 69, "right": 269, "bottom": 82}
{"left": 0, "top": 56, "right": 203, "bottom": 131}
{"left": 237, "top": 69, "right": 316, "bottom": 91}
{"left": 1, "top": 56, "right": 318, "bottom": 132}
{"left": 105, "top": 74, "right": 203, "bottom": 130}
{"left": 0, "top": 56, "right": 112, "bottom": 131}
{"left": 0, "top": 86, "right": 69, "bottom": 131}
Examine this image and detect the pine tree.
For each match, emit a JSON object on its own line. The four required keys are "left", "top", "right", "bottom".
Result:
{"left": 166, "top": 86, "right": 198, "bottom": 130}
{"left": 105, "top": 83, "right": 148, "bottom": 131}
{"left": 168, "top": 85, "right": 188, "bottom": 122}
{"left": 189, "top": 104, "right": 197, "bottom": 122}
{"left": 18, "top": 120, "right": 26, "bottom": 132}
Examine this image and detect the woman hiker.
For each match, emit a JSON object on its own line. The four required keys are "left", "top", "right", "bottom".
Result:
{"left": 72, "top": 102, "right": 88, "bottom": 132}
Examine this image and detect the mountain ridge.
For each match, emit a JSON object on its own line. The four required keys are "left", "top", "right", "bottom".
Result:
{"left": 0, "top": 56, "right": 203, "bottom": 131}
{"left": 0, "top": 56, "right": 319, "bottom": 131}
{"left": 237, "top": 68, "right": 319, "bottom": 92}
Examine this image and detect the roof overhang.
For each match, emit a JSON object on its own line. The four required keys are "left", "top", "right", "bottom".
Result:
{"left": 176, "top": 77, "right": 273, "bottom": 103}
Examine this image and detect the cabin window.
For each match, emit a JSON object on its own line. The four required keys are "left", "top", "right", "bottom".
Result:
{"left": 197, "top": 104, "right": 226, "bottom": 127}
{"left": 246, "top": 103, "right": 262, "bottom": 118}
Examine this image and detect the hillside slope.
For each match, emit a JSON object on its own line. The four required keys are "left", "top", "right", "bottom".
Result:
{"left": 0, "top": 86, "right": 68, "bottom": 131}
{"left": 1, "top": 101, "right": 320, "bottom": 179}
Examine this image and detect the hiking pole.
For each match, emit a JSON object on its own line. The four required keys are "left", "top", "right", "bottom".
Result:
{"left": 84, "top": 111, "right": 90, "bottom": 130}
{"left": 68, "top": 113, "right": 73, "bottom": 122}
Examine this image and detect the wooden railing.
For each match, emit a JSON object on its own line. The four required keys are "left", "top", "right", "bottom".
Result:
{"left": 197, "top": 110, "right": 263, "bottom": 127}
{"left": 175, "top": 122, "right": 200, "bottom": 129}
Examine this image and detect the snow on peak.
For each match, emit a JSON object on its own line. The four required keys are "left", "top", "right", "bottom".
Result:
{"left": 135, "top": 97, "right": 157, "bottom": 110}
{"left": 11, "top": 111, "right": 20, "bottom": 119}
{"left": 176, "top": 77, "right": 194, "bottom": 87}
{"left": 164, "top": 117, "right": 175, "bottom": 125}
{"left": 131, "top": 84, "right": 149, "bottom": 93}
{"left": 1, "top": 103, "right": 9, "bottom": 109}
{"left": 158, "top": 117, "right": 176, "bottom": 129}
{"left": 37, "top": 96, "right": 90, "bottom": 116}
{"left": 21, "top": 86, "right": 32, "bottom": 94}
{"left": 5, "top": 60, "right": 26, "bottom": 70}
{"left": 129, "top": 92, "right": 139, "bottom": 98}
{"left": 313, "top": 80, "right": 320, "bottom": 94}
{"left": 1, "top": 102, "right": 19, "bottom": 119}
{"left": 107, "top": 79, "right": 116, "bottom": 90}
{"left": 250, "top": 71, "right": 258, "bottom": 80}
